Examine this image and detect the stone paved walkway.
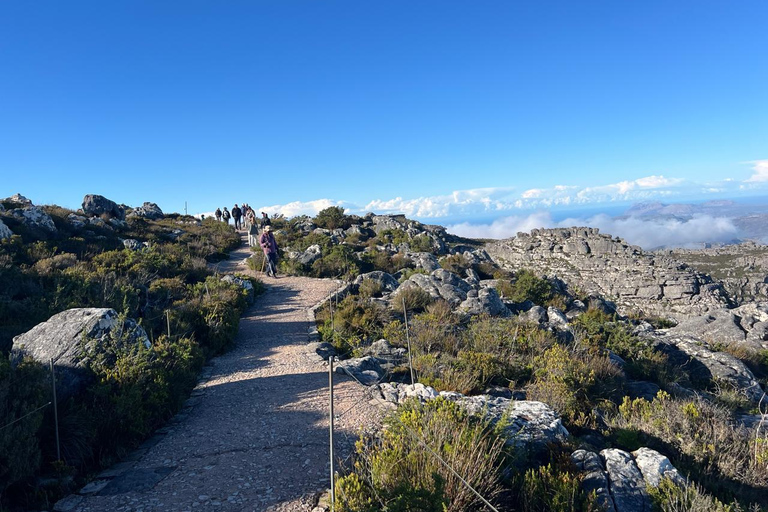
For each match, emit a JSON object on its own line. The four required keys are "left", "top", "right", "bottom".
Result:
{"left": 68, "top": 232, "right": 381, "bottom": 512}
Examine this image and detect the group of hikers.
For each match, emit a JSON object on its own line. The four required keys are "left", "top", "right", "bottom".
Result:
{"left": 214, "top": 204, "right": 279, "bottom": 278}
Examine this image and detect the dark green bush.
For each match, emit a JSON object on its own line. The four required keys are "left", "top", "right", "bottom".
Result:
{"left": 508, "top": 269, "right": 553, "bottom": 305}
{"left": 392, "top": 286, "right": 433, "bottom": 315}
{"left": 314, "top": 206, "right": 350, "bottom": 229}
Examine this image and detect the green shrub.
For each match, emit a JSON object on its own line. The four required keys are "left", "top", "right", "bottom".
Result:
{"left": 314, "top": 206, "right": 350, "bottom": 229}
{"left": 508, "top": 269, "right": 553, "bottom": 305}
{"left": 358, "top": 279, "right": 383, "bottom": 299}
{"left": 409, "top": 234, "right": 434, "bottom": 253}
{"left": 516, "top": 462, "right": 600, "bottom": 512}
{"left": 397, "top": 267, "right": 428, "bottom": 283}
{"left": 573, "top": 308, "right": 674, "bottom": 385}
{"left": 335, "top": 398, "right": 504, "bottom": 512}
{"left": 438, "top": 254, "right": 469, "bottom": 275}
{"left": 526, "top": 344, "right": 601, "bottom": 427}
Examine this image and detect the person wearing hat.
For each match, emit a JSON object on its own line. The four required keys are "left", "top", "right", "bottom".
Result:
{"left": 259, "top": 225, "right": 279, "bottom": 277}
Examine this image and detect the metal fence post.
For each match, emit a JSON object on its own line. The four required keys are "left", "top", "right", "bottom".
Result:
{"left": 403, "top": 297, "right": 415, "bottom": 385}
{"left": 329, "top": 356, "right": 335, "bottom": 511}
{"left": 49, "top": 358, "right": 61, "bottom": 462}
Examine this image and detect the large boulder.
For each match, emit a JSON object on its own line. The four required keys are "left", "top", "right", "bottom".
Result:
{"left": 447, "top": 396, "right": 569, "bottom": 454}
{"left": 651, "top": 332, "right": 765, "bottom": 403}
{"left": 335, "top": 356, "right": 385, "bottom": 385}
{"left": 354, "top": 271, "right": 400, "bottom": 294}
{"left": 457, "top": 288, "right": 510, "bottom": 317}
{"left": 11, "top": 308, "right": 149, "bottom": 401}
{"left": 632, "top": 447, "right": 684, "bottom": 488}
{"left": 11, "top": 206, "right": 57, "bottom": 233}
{"left": 0, "top": 218, "right": 13, "bottom": 240}
{"left": 399, "top": 270, "right": 470, "bottom": 306}
{"left": 297, "top": 244, "right": 322, "bottom": 265}
{"left": 407, "top": 252, "right": 441, "bottom": 272}
{"left": 127, "top": 202, "right": 164, "bottom": 220}
{"left": 82, "top": 194, "right": 125, "bottom": 220}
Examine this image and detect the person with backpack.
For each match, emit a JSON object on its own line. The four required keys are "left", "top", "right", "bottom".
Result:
{"left": 222, "top": 207, "right": 231, "bottom": 225}
{"left": 232, "top": 204, "right": 242, "bottom": 230}
{"left": 215, "top": 208, "right": 222, "bottom": 222}
{"left": 260, "top": 211, "right": 271, "bottom": 228}
{"left": 259, "top": 225, "right": 278, "bottom": 277}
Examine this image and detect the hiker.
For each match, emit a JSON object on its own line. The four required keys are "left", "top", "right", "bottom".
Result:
{"left": 259, "top": 225, "right": 278, "bottom": 277}
{"left": 261, "top": 211, "right": 271, "bottom": 228}
{"left": 232, "top": 204, "right": 242, "bottom": 230}
{"left": 215, "top": 208, "right": 222, "bottom": 222}
{"left": 222, "top": 207, "right": 231, "bottom": 225}
{"left": 245, "top": 207, "right": 256, "bottom": 229}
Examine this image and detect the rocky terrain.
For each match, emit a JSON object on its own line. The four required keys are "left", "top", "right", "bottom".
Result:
{"left": 4, "top": 197, "right": 768, "bottom": 511}
{"left": 666, "top": 241, "right": 768, "bottom": 303}
{"left": 486, "top": 227, "right": 732, "bottom": 319}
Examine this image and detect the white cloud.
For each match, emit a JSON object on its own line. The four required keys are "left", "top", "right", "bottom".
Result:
{"left": 258, "top": 198, "right": 357, "bottom": 218}
{"left": 745, "top": 160, "right": 768, "bottom": 183}
{"left": 447, "top": 212, "right": 738, "bottom": 249}
{"left": 364, "top": 187, "right": 517, "bottom": 218}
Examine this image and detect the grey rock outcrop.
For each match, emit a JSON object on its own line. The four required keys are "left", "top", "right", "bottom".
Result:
{"left": 67, "top": 213, "right": 88, "bottom": 229}
{"left": 354, "top": 271, "right": 400, "bottom": 294}
{"left": 571, "top": 450, "right": 616, "bottom": 512}
{"left": 297, "top": 244, "right": 322, "bottom": 265}
{"left": 0, "top": 218, "right": 13, "bottom": 240}
{"left": 486, "top": 227, "right": 730, "bottom": 318}
{"left": 82, "top": 194, "right": 125, "bottom": 220}
{"left": 670, "top": 303, "right": 768, "bottom": 350}
{"left": 2, "top": 193, "right": 33, "bottom": 207}
{"left": 11, "top": 308, "right": 149, "bottom": 401}
{"left": 632, "top": 447, "right": 684, "bottom": 488}
{"left": 456, "top": 288, "right": 510, "bottom": 317}
{"left": 600, "top": 448, "right": 651, "bottom": 512}
{"left": 407, "top": 252, "right": 441, "bottom": 272}
{"left": 11, "top": 206, "right": 57, "bottom": 233}
{"left": 399, "top": 269, "right": 471, "bottom": 306}
{"left": 128, "top": 202, "right": 164, "bottom": 220}
{"left": 650, "top": 332, "right": 765, "bottom": 403}
{"left": 335, "top": 356, "right": 385, "bottom": 385}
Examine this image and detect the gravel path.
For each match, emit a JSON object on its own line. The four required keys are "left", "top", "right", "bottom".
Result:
{"left": 69, "top": 233, "right": 382, "bottom": 512}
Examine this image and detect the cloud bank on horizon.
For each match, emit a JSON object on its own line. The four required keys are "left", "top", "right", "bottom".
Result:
{"left": 259, "top": 160, "right": 768, "bottom": 222}
{"left": 446, "top": 212, "right": 740, "bottom": 250}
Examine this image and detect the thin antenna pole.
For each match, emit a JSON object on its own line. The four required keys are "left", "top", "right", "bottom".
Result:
{"left": 329, "top": 356, "right": 335, "bottom": 511}
{"left": 402, "top": 297, "right": 415, "bottom": 385}
{"left": 50, "top": 359, "right": 61, "bottom": 462}
{"left": 166, "top": 310, "right": 171, "bottom": 338}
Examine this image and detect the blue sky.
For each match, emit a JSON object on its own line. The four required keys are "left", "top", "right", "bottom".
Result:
{"left": 1, "top": 1, "right": 767, "bottom": 228}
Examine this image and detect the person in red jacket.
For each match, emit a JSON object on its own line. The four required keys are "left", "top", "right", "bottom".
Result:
{"left": 259, "top": 225, "right": 278, "bottom": 277}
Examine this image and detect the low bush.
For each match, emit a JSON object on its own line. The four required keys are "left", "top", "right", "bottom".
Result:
{"left": 334, "top": 398, "right": 505, "bottom": 512}
{"left": 613, "top": 392, "right": 768, "bottom": 506}
{"left": 438, "top": 254, "right": 469, "bottom": 275}
{"left": 649, "top": 478, "right": 740, "bottom": 512}
{"left": 391, "top": 286, "right": 433, "bottom": 315}
{"left": 515, "top": 461, "right": 601, "bottom": 512}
